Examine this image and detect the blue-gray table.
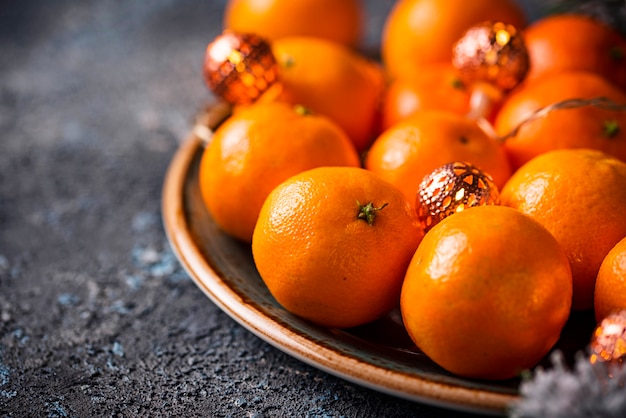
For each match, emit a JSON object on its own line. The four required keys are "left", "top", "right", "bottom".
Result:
{"left": 0, "top": 1, "right": 539, "bottom": 416}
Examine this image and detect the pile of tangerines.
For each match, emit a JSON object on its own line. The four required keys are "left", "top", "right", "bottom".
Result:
{"left": 197, "top": 0, "right": 626, "bottom": 380}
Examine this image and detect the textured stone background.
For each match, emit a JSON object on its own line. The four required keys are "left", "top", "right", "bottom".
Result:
{"left": 0, "top": 1, "right": 539, "bottom": 416}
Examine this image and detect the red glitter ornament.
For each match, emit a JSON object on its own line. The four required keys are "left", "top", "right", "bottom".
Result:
{"left": 203, "top": 31, "right": 279, "bottom": 105}
{"left": 416, "top": 162, "right": 500, "bottom": 232}
{"left": 452, "top": 21, "right": 529, "bottom": 92}
{"left": 590, "top": 310, "right": 626, "bottom": 365}
{"left": 452, "top": 21, "right": 529, "bottom": 119}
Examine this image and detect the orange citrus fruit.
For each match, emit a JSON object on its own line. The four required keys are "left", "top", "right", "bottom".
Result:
{"left": 381, "top": 0, "right": 526, "bottom": 81}
{"left": 365, "top": 110, "right": 511, "bottom": 206}
{"left": 594, "top": 237, "right": 626, "bottom": 322}
{"left": 401, "top": 205, "right": 572, "bottom": 380}
{"left": 500, "top": 149, "right": 626, "bottom": 311}
{"left": 522, "top": 13, "right": 626, "bottom": 91}
{"left": 223, "top": 0, "right": 363, "bottom": 48}
{"left": 199, "top": 101, "right": 360, "bottom": 243}
{"left": 270, "top": 36, "right": 386, "bottom": 152}
{"left": 494, "top": 71, "right": 626, "bottom": 171}
{"left": 380, "top": 63, "right": 472, "bottom": 130}
{"left": 252, "top": 166, "right": 424, "bottom": 328}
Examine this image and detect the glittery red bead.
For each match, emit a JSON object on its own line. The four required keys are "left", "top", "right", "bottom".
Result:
{"left": 203, "top": 31, "right": 278, "bottom": 105}
{"left": 416, "top": 162, "right": 500, "bottom": 232}
{"left": 452, "top": 21, "right": 529, "bottom": 91}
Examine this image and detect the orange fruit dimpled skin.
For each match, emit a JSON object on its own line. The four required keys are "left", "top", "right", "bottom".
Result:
{"left": 252, "top": 166, "right": 424, "bottom": 329}
{"left": 401, "top": 205, "right": 572, "bottom": 380}
{"left": 595, "top": 237, "right": 626, "bottom": 322}
{"left": 365, "top": 110, "right": 511, "bottom": 206}
{"left": 522, "top": 14, "right": 626, "bottom": 91}
{"left": 380, "top": 63, "right": 472, "bottom": 131}
{"left": 198, "top": 102, "right": 360, "bottom": 243}
{"left": 501, "top": 149, "right": 626, "bottom": 311}
{"left": 381, "top": 0, "right": 526, "bottom": 81}
{"left": 224, "top": 0, "right": 363, "bottom": 48}
{"left": 271, "top": 37, "right": 386, "bottom": 152}
{"left": 494, "top": 71, "right": 626, "bottom": 171}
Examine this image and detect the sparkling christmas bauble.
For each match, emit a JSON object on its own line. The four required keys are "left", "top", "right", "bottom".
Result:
{"left": 590, "top": 310, "right": 626, "bottom": 365}
{"left": 452, "top": 21, "right": 529, "bottom": 92}
{"left": 416, "top": 162, "right": 500, "bottom": 232}
{"left": 203, "top": 31, "right": 278, "bottom": 105}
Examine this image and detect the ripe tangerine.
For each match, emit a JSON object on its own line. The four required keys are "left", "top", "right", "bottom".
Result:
{"left": 252, "top": 166, "right": 424, "bottom": 328}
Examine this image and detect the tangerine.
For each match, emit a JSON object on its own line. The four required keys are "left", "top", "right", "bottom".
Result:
{"left": 380, "top": 63, "right": 472, "bottom": 131}
{"left": 494, "top": 71, "right": 626, "bottom": 170}
{"left": 381, "top": 0, "right": 526, "bottom": 81}
{"left": 270, "top": 36, "right": 386, "bottom": 152}
{"left": 198, "top": 101, "right": 360, "bottom": 243}
{"left": 365, "top": 110, "right": 511, "bottom": 206}
{"left": 252, "top": 166, "right": 424, "bottom": 329}
{"left": 594, "top": 237, "right": 626, "bottom": 322}
{"left": 500, "top": 149, "right": 626, "bottom": 311}
{"left": 522, "top": 13, "right": 626, "bottom": 91}
{"left": 401, "top": 205, "right": 572, "bottom": 380}
{"left": 223, "top": 0, "right": 363, "bottom": 48}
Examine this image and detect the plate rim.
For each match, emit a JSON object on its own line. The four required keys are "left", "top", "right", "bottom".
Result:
{"left": 161, "top": 133, "right": 520, "bottom": 416}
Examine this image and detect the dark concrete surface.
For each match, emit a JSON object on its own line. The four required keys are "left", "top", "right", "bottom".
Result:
{"left": 0, "top": 1, "right": 540, "bottom": 416}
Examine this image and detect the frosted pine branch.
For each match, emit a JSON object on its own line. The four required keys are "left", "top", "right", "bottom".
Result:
{"left": 510, "top": 350, "right": 626, "bottom": 418}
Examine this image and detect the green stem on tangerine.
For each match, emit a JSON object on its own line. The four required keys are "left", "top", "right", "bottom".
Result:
{"left": 357, "top": 201, "right": 388, "bottom": 226}
{"left": 603, "top": 120, "right": 620, "bottom": 138}
{"left": 294, "top": 104, "right": 313, "bottom": 116}
{"left": 450, "top": 77, "right": 465, "bottom": 90}
{"left": 282, "top": 55, "right": 296, "bottom": 69}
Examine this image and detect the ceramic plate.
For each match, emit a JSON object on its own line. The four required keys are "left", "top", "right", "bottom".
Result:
{"left": 162, "top": 110, "right": 594, "bottom": 415}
